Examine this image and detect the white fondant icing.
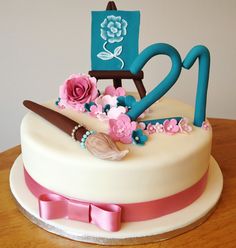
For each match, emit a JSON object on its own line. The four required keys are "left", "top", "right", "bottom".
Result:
{"left": 21, "top": 98, "right": 212, "bottom": 203}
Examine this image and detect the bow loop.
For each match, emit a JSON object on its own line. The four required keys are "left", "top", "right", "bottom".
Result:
{"left": 91, "top": 204, "right": 121, "bottom": 232}
{"left": 39, "top": 193, "right": 67, "bottom": 219}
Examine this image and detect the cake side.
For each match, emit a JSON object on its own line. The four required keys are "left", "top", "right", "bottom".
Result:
{"left": 21, "top": 97, "right": 212, "bottom": 203}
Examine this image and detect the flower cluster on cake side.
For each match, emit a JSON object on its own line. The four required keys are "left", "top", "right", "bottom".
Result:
{"left": 56, "top": 74, "right": 210, "bottom": 146}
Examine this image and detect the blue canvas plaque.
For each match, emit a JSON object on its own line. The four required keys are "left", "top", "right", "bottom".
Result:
{"left": 91, "top": 10, "right": 140, "bottom": 70}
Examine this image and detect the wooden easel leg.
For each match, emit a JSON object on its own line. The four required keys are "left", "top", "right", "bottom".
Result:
{"left": 133, "top": 79, "right": 146, "bottom": 99}
{"left": 113, "top": 79, "right": 122, "bottom": 88}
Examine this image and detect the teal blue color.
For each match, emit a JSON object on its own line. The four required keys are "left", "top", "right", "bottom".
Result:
{"left": 91, "top": 11, "right": 140, "bottom": 70}
{"left": 141, "top": 117, "right": 182, "bottom": 127}
{"left": 80, "top": 143, "right": 86, "bottom": 149}
{"left": 182, "top": 45, "right": 210, "bottom": 127}
{"left": 132, "top": 129, "right": 148, "bottom": 145}
{"left": 80, "top": 130, "right": 96, "bottom": 149}
{"left": 127, "top": 43, "right": 182, "bottom": 121}
{"left": 103, "top": 104, "right": 111, "bottom": 113}
{"left": 84, "top": 102, "right": 96, "bottom": 112}
{"left": 55, "top": 97, "right": 61, "bottom": 106}
{"left": 117, "top": 95, "right": 136, "bottom": 109}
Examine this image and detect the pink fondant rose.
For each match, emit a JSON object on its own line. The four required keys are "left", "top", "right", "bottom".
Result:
{"left": 109, "top": 114, "right": 137, "bottom": 144}
{"left": 59, "top": 74, "right": 98, "bottom": 109}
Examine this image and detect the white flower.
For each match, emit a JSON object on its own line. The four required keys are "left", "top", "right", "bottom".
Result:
{"left": 100, "top": 15, "right": 128, "bottom": 43}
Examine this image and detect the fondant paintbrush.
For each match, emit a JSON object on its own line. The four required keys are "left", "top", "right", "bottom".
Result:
{"left": 23, "top": 100, "right": 129, "bottom": 161}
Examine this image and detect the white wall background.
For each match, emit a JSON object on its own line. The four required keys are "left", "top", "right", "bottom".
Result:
{"left": 0, "top": 0, "right": 235, "bottom": 152}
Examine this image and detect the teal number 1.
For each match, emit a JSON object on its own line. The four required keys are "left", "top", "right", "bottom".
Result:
{"left": 183, "top": 45, "right": 210, "bottom": 127}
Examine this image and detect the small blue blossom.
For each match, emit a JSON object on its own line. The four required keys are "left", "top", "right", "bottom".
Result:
{"left": 55, "top": 97, "right": 61, "bottom": 106}
{"left": 84, "top": 102, "right": 96, "bottom": 112}
{"left": 132, "top": 129, "right": 148, "bottom": 146}
{"left": 117, "top": 95, "right": 136, "bottom": 110}
{"left": 117, "top": 96, "right": 126, "bottom": 106}
{"left": 103, "top": 104, "right": 111, "bottom": 114}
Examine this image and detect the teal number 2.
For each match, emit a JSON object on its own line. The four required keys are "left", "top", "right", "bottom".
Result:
{"left": 127, "top": 43, "right": 182, "bottom": 121}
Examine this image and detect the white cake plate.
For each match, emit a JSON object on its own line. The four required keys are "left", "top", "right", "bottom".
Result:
{"left": 10, "top": 155, "right": 223, "bottom": 245}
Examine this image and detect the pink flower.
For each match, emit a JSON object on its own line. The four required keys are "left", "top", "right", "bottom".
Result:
{"left": 104, "top": 86, "right": 126, "bottom": 97}
{"left": 97, "top": 113, "right": 109, "bottom": 121}
{"left": 155, "top": 123, "right": 164, "bottom": 133}
{"left": 137, "top": 122, "right": 146, "bottom": 130}
{"left": 95, "top": 95, "right": 117, "bottom": 107}
{"left": 201, "top": 121, "right": 211, "bottom": 131}
{"left": 74, "top": 103, "right": 85, "bottom": 112}
{"left": 163, "top": 119, "right": 180, "bottom": 135}
{"left": 56, "top": 101, "right": 65, "bottom": 110}
{"left": 178, "top": 118, "right": 192, "bottom": 133}
{"left": 107, "top": 106, "right": 127, "bottom": 119}
{"left": 146, "top": 123, "right": 156, "bottom": 134}
{"left": 59, "top": 74, "right": 98, "bottom": 109}
{"left": 89, "top": 104, "right": 103, "bottom": 117}
{"left": 109, "top": 114, "right": 137, "bottom": 144}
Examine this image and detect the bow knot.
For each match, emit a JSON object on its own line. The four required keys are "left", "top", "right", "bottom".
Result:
{"left": 38, "top": 193, "right": 121, "bottom": 232}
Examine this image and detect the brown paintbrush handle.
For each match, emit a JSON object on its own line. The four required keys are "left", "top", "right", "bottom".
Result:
{"left": 23, "top": 100, "right": 88, "bottom": 141}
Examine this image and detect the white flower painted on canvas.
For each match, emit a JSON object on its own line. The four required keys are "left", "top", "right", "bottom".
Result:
{"left": 97, "top": 15, "right": 128, "bottom": 69}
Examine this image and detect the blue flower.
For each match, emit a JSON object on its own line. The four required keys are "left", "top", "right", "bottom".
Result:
{"left": 117, "top": 95, "right": 136, "bottom": 110}
{"left": 132, "top": 129, "right": 148, "bottom": 146}
{"left": 100, "top": 15, "right": 128, "bottom": 43}
{"left": 117, "top": 96, "right": 125, "bottom": 106}
{"left": 84, "top": 102, "right": 96, "bottom": 112}
{"left": 103, "top": 104, "right": 111, "bottom": 114}
{"left": 55, "top": 97, "right": 61, "bottom": 106}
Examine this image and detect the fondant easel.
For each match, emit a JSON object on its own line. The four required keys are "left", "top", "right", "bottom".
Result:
{"left": 89, "top": 1, "right": 146, "bottom": 99}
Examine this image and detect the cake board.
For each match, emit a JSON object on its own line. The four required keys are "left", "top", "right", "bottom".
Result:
{"left": 9, "top": 155, "right": 223, "bottom": 245}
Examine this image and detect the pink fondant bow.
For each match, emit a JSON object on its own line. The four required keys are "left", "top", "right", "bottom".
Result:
{"left": 39, "top": 193, "right": 121, "bottom": 232}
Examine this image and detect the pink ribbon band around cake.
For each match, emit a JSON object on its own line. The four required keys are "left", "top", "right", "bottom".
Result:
{"left": 24, "top": 166, "right": 208, "bottom": 232}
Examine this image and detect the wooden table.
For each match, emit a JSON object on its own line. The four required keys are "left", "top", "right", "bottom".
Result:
{"left": 0, "top": 118, "right": 235, "bottom": 248}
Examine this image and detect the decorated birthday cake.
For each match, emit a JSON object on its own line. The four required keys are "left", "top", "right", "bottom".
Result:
{"left": 10, "top": 1, "right": 223, "bottom": 245}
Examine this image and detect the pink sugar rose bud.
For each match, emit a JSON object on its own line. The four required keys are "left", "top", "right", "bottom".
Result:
{"left": 155, "top": 123, "right": 164, "bottom": 133}
{"left": 178, "top": 118, "right": 193, "bottom": 133}
{"left": 115, "top": 87, "right": 126, "bottom": 96}
{"left": 146, "top": 123, "right": 157, "bottom": 134}
{"left": 201, "top": 121, "right": 211, "bottom": 131}
{"left": 137, "top": 122, "right": 146, "bottom": 130}
{"left": 104, "top": 86, "right": 126, "bottom": 97}
{"left": 59, "top": 74, "right": 98, "bottom": 109}
{"left": 163, "top": 119, "right": 180, "bottom": 135}
{"left": 109, "top": 114, "right": 137, "bottom": 144}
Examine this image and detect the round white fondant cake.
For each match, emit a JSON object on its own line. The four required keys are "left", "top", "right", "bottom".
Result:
{"left": 21, "top": 97, "right": 212, "bottom": 204}
{"left": 9, "top": 1, "right": 223, "bottom": 243}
